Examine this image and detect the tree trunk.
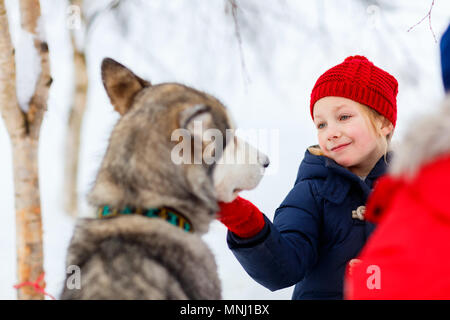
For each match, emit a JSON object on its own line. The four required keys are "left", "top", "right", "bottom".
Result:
{"left": 0, "top": 0, "right": 51, "bottom": 300}
{"left": 12, "top": 137, "right": 44, "bottom": 300}
{"left": 64, "top": 0, "right": 87, "bottom": 217}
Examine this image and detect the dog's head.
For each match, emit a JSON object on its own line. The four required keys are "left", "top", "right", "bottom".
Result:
{"left": 89, "top": 58, "right": 269, "bottom": 233}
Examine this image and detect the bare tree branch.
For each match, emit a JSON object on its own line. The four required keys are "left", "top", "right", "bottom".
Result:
{"left": 407, "top": 0, "right": 437, "bottom": 43}
{"left": 64, "top": 0, "right": 88, "bottom": 217}
{"left": 226, "top": 0, "right": 250, "bottom": 86}
{"left": 19, "top": 0, "right": 52, "bottom": 139}
{"left": 0, "top": 0, "right": 25, "bottom": 140}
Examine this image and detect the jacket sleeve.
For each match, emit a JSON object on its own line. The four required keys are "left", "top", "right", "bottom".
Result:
{"left": 226, "top": 180, "right": 322, "bottom": 291}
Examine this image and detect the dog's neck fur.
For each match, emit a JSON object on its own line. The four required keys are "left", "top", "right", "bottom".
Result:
{"left": 88, "top": 169, "right": 217, "bottom": 235}
{"left": 97, "top": 205, "right": 194, "bottom": 232}
{"left": 63, "top": 215, "right": 222, "bottom": 299}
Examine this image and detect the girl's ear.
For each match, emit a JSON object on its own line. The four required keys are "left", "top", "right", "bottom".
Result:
{"left": 379, "top": 117, "right": 394, "bottom": 138}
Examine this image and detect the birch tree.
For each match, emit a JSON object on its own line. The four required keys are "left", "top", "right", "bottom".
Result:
{"left": 63, "top": 0, "right": 126, "bottom": 217}
{"left": 0, "top": 0, "right": 51, "bottom": 300}
{"left": 64, "top": 0, "right": 87, "bottom": 217}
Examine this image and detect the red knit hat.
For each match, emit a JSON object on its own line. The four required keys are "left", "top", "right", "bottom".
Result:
{"left": 310, "top": 55, "right": 398, "bottom": 127}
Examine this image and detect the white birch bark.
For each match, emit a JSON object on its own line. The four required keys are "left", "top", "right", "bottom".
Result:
{"left": 64, "top": 0, "right": 87, "bottom": 217}
{"left": 0, "top": 0, "right": 51, "bottom": 300}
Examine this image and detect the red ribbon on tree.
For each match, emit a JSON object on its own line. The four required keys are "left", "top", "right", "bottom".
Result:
{"left": 13, "top": 272, "right": 56, "bottom": 300}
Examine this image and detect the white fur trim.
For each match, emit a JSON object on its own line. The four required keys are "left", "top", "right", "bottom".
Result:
{"left": 389, "top": 95, "right": 450, "bottom": 177}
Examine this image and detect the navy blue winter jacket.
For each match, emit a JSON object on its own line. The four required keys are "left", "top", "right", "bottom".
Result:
{"left": 227, "top": 148, "right": 390, "bottom": 300}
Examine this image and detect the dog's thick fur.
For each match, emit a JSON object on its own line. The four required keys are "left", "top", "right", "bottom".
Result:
{"left": 60, "top": 58, "right": 269, "bottom": 299}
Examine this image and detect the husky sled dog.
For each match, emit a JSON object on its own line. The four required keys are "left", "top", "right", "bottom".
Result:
{"left": 60, "top": 58, "right": 269, "bottom": 299}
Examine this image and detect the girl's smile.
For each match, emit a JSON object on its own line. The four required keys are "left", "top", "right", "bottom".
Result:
{"left": 330, "top": 142, "right": 352, "bottom": 152}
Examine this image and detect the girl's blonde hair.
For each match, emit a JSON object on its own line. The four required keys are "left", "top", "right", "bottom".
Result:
{"left": 357, "top": 103, "right": 394, "bottom": 160}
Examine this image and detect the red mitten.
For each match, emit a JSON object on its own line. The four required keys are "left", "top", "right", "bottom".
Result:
{"left": 217, "top": 196, "right": 265, "bottom": 238}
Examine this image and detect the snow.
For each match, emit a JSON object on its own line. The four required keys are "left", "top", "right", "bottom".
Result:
{"left": 0, "top": 0, "right": 450, "bottom": 300}
{"left": 15, "top": 29, "right": 41, "bottom": 111}
{"left": 5, "top": 0, "right": 42, "bottom": 112}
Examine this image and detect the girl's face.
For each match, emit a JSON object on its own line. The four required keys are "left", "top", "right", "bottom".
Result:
{"left": 313, "top": 96, "right": 391, "bottom": 177}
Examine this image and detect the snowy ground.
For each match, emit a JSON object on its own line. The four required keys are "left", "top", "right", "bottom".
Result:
{"left": 1, "top": 0, "right": 449, "bottom": 299}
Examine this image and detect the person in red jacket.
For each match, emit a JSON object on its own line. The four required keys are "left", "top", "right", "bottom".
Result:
{"left": 344, "top": 24, "right": 450, "bottom": 300}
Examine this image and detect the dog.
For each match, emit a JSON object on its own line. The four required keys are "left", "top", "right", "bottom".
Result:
{"left": 60, "top": 58, "right": 269, "bottom": 299}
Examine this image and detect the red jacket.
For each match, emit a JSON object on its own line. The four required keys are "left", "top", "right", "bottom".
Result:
{"left": 344, "top": 99, "right": 450, "bottom": 299}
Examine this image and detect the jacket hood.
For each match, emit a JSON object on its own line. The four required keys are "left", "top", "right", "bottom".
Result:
{"left": 296, "top": 146, "right": 389, "bottom": 184}
{"left": 389, "top": 95, "right": 450, "bottom": 177}
{"left": 294, "top": 146, "right": 390, "bottom": 204}
{"left": 295, "top": 146, "right": 329, "bottom": 183}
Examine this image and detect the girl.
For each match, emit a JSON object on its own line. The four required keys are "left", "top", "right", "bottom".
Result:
{"left": 217, "top": 55, "right": 397, "bottom": 300}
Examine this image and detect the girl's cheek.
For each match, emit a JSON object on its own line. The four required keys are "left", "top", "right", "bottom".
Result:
{"left": 318, "top": 140, "right": 330, "bottom": 155}
{"left": 317, "top": 134, "right": 326, "bottom": 149}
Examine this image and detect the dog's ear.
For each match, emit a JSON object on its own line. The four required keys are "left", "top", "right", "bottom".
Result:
{"left": 101, "top": 58, "right": 151, "bottom": 116}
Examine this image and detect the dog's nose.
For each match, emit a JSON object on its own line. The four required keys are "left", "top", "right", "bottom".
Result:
{"left": 261, "top": 157, "right": 270, "bottom": 168}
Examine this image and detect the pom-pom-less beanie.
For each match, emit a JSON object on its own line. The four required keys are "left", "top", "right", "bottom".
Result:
{"left": 310, "top": 55, "right": 398, "bottom": 127}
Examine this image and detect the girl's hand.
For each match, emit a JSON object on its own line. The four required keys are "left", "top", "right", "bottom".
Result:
{"left": 217, "top": 196, "right": 265, "bottom": 238}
